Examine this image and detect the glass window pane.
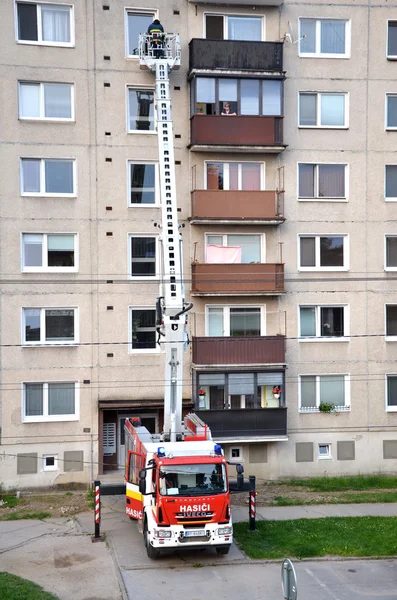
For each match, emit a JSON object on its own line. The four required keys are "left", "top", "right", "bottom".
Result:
{"left": 320, "top": 375, "right": 345, "bottom": 406}
{"left": 23, "top": 234, "right": 43, "bottom": 267}
{"left": 300, "top": 237, "right": 315, "bottom": 267}
{"left": 321, "top": 307, "right": 344, "bottom": 336}
{"left": 206, "top": 15, "right": 224, "bottom": 40}
{"left": 45, "top": 309, "right": 74, "bottom": 341}
{"left": 207, "top": 163, "right": 223, "bottom": 190}
{"left": 219, "top": 79, "right": 237, "bottom": 102}
{"left": 44, "top": 83, "right": 72, "bottom": 118}
{"left": 388, "top": 376, "right": 397, "bottom": 406}
{"left": 230, "top": 308, "right": 260, "bottom": 336}
{"left": 25, "top": 308, "right": 41, "bottom": 342}
{"left": 131, "top": 309, "right": 156, "bottom": 349}
{"left": 130, "top": 163, "right": 155, "bottom": 204}
{"left": 386, "top": 237, "right": 397, "bottom": 267}
{"left": 241, "top": 80, "right": 259, "bottom": 115}
{"left": 18, "top": 3, "right": 38, "bottom": 41}
{"left": 387, "top": 96, "right": 397, "bottom": 128}
{"left": 299, "top": 164, "right": 315, "bottom": 197}
{"left": 207, "top": 235, "right": 223, "bottom": 246}
{"left": 386, "top": 305, "right": 397, "bottom": 336}
{"left": 300, "top": 307, "right": 316, "bottom": 336}
{"left": 300, "top": 376, "right": 316, "bottom": 407}
{"left": 128, "top": 89, "right": 154, "bottom": 131}
{"left": 48, "top": 382, "right": 75, "bottom": 415}
{"left": 228, "top": 17, "right": 261, "bottom": 41}
{"left": 320, "top": 236, "right": 344, "bottom": 267}
{"left": 196, "top": 78, "right": 216, "bottom": 103}
{"left": 318, "top": 165, "right": 345, "bottom": 197}
{"left": 22, "top": 159, "right": 40, "bottom": 193}
{"left": 45, "top": 160, "right": 73, "bottom": 194}
{"left": 208, "top": 307, "right": 224, "bottom": 336}
{"left": 388, "top": 21, "right": 397, "bottom": 56}
{"left": 127, "top": 12, "right": 153, "bottom": 55}
{"left": 131, "top": 237, "right": 156, "bottom": 276}
{"left": 299, "top": 93, "right": 316, "bottom": 126}
{"left": 241, "top": 163, "right": 261, "bottom": 191}
{"left": 321, "top": 21, "right": 345, "bottom": 54}
{"left": 321, "top": 94, "right": 345, "bottom": 126}
{"left": 20, "top": 83, "right": 40, "bottom": 118}
{"left": 227, "top": 234, "right": 260, "bottom": 263}
{"left": 386, "top": 165, "right": 397, "bottom": 198}
{"left": 300, "top": 19, "right": 316, "bottom": 53}
{"left": 25, "top": 383, "right": 43, "bottom": 416}
{"left": 229, "top": 163, "right": 239, "bottom": 190}
{"left": 262, "top": 80, "right": 281, "bottom": 116}
{"left": 42, "top": 6, "right": 71, "bottom": 43}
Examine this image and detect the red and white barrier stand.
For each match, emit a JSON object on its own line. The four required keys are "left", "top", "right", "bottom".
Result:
{"left": 92, "top": 479, "right": 103, "bottom": 542}
{"left": 249, "top": 475, "right": 256, "bottom": 531}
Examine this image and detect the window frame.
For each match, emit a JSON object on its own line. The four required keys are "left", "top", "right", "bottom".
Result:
{"left": 127, "top": 160, "right": 159, "bottom": 207}
{"left": 204, "top": 160, "right": 265, "bottom": 191}
{"left": 126, "top": 85, "right": 156, "bottom": 134}
{"left": 385, "top": 93, "right": 397, "bottom": 130}
{"left": 203, "top": 12, "right": 265, "bottom": 41}
{"left": 42, "top": 455, "right": 59, "bottom": 471}
{"left": 298, "top": 304, "right": 350, "bottom": 341}
{"left": 385, "top": 303, "right": 397, "bottom": 340}
{"left": 384, "top": 235, "right": 397, "bottom": 271}
{"left": 18, "top": 81, "right": 75, "bottom": 122}
{"left": 15, "top": 1, "right": 75, "bottom": 47}
{"left": 21, "top": 232, "right": 78, "bottom": 273}
{"left": 125, "top": 7, "right": 158, "bottom": 58}
{"left": 298, "top": 91, "right": 349, "bottom": 129}
{"left": 297, "top": 234, "right": 349, "bottom": 271}
{"left": 228, "top": 446, "right": 244, "bottom": 463}
{"left": 128, "top": 306, "right": 160, "bottom": 354}
{"left": 387, "top": 20, "right": 397, "bottom": 60}
{"left": 22, "top": 306, "right": 79, "bottom": 346}
{"left": 20, "top": 157, "right": 77, "bottom": 197}
{"left": 297, "top": 162, "right": 348, "bottom": 202}
{"left": 205, "top": 232, "right": 266, "bottom": 263}
{"left": 298, "top": 18, "right": 351, "bottom": 59}
{"left": 386, "top": 374, "right": 397, "bottom": 412}
{"left": 318, "top": 444, "right": 332, "bottom": 459}
{"left": 205, "top": 305, "right": 266, "bottom": 337}
{"left": 299, "top": 374, "right": 351, "bottom": 412}
{"left": 22, "top": 381, "right": 80, "bottom": 422}
{"left": 128, "top": 234, "right": 159, "bottom": 280}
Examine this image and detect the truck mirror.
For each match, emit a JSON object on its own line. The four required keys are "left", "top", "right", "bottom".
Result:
{"left": 237, "top": 473, "right": 244, "bottom": 490}
{"left": 139, "top": 469, "right": 146, "bottom": 479}
{"left": 236, "top": 464, "right": 244, "bottom": 475}
{"left": 139, "top": 477, "right": 146, "bottom": 495}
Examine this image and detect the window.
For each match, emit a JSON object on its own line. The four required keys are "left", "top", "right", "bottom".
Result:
{"left": 42, "top": 455, "right": 58, "bottom": 471}
{"left": 299, "top": 92, "right": 347, "bottom": 128}
{"left": 126, "top": 10, "right": 155, "bottom": 56}
{"left": 206, "top": 162, "right": 263, "bottom": 191}
{"left": 387, "top": 21, "right": 397, "bottom": 59}
{"left": 385, "top": 305, "right": 397, "bottom": 339}
{"left": 298, "top": 235, "right": 348, "bottom": 270}
{"left": 21, "top": 158, "right": 75, "bottom": 196}
{"left": 386, "top": 94, "right": 397, "bottom": 130}
{"left": 229, "top": 447, "right": 243, "bottom": 462}
{"left": 16, "top": 2, "right": 73, "bottom": 46}
{"left": 299, "top": 19, "right": 350, "bottom": 57}
{"left": 197, "top": 372, "right": 283, "bottom": 410}
{"left": 22, "top": 233, "right": 77, "bottom": 272}
{"left": 206, "top": 234, "right": 263, "bottom": 264}
{"left": 127, "top": 88, "right": 154, "bottom": 132}
{"left": 128, "top": 162, "right": 157, "bottom": 205}
{"left": 129, "top": 236, "right": 157, "bottom": 278}
{"left": 385, "top": 165, "right": 397, "bottom": 200}
{"left": 386, "top": 236, "right": 397, "bottom": 270}
{"left": 207, "top": 306, "right": 263, "bottom": 337}
{"left": 205, "top": 14, "right": 263, "bottom": 41}
{"left": 318, "top": 444, "right": 331, "bottom": 459}
{"left": 299, "top": 305, "right": 348, "bottom": 339}
{"left": 298, "top": 163, "right": 347, "bottom": 200}
{"left": 130, "top": 308, "right": 158, "bottom": 352}
{"left": 23, "top": 382, "right": 79, "bottom": 422}
{"left": 23, "top": 308, "right": 77, "bottom": 345}
{"left": 386, "top": 375, "right": 397, "bottom": 411}
{"left": 19, "top": 82, "right": 73, "bottom": 120}
{"left": 194, "top": 77, "right": 282, "bottom": 116}
{"left": 299, "top": 375, "right": 350, "bottom": 412}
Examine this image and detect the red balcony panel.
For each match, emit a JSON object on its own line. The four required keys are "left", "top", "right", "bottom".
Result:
{"left": 191, "top": 263, "right": 284, "bottom": 294}
{"left": 191, "top": 190, "right": 283, "bottom": 222}
{"left": 190, "top": 115, "right": 284, "bottom": 150}
{"left": 192, "top": 336, "right": 285, "bottom": 365}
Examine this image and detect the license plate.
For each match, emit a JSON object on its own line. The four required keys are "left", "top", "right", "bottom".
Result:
{"left": 184, "top": 530, "right": 204, "bottom": 537}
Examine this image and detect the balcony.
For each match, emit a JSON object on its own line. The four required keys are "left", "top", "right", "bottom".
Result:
{"left": 189, "top": 39, "right": 283, "bottom": 74}
{"left": 195, "top": 408, "right": 287, "bottom": 440}
{"left": 191, "top": 263, "right": 284, "bottom": 295}
{"left": 190, "top": 115, "right": 285, "bottom": 153}
{"left": 192, "top": 336, "right": 285, "bottom": 365}
{"left": 190, "top": 190, "right": 284, "bottom": 225}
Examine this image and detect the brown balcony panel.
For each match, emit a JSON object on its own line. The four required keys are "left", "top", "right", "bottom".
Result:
{"left": 191, "top": 190, "right": 283, "bottom": 222}
{"left": 190, "top": 115, "right": 284, "bottom": 150}
{"left": 192, "top": 336, "right": 285, "bottom": 365}
{"left": 191, "top": 263, "right": 284, "bottom": 294}
{"left": 189, "top": 39, "right": 283, "bottom": 72}
{"left": 195, "top": 408, "right": 287, "bottom": 438}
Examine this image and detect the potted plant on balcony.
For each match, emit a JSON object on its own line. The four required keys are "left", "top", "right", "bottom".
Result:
{"left": 272, "top": 385, "right": 282, "bottom": 400}
{"left": 319, "top": 401, "right": 335, "bottom": 413}
{"left": 198, "top": 389, "right": 206, "bottom": 397}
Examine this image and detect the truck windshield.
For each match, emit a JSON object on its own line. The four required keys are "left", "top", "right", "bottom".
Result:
{"left": 159, "top": 463, "right": 227, "bottom": 496}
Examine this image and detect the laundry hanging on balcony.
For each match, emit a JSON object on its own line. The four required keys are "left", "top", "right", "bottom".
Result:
{"left": 205, "top": 244, "right": 242, "bottom": 264}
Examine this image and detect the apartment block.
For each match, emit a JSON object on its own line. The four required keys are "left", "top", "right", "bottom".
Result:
{"left": 0, "top": 0, "right": 397, "bottom": 489}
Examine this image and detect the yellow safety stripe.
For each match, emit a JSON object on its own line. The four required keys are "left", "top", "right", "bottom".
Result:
{"left": 126, "top": 488, "right": 143, "bottom": 501}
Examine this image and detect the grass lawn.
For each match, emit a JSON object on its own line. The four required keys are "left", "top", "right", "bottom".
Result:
{"left": 0, "top": 573, "right": 58, "bottom": 600}
{"left": 1, "top": 512, "right": 51, "bottom": 521}
{"left": 233, "top": 516, "right": 397, "bottom": 559}
{"left": 279, "top": 475, "right": 397, "bottom": 492}
{"left": 271, "top": 491, "right": 397, "bottom": 506}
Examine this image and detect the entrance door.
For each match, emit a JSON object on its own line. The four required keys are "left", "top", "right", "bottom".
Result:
{"left": 118, "top": 415, "right": 157, "bottom": 470}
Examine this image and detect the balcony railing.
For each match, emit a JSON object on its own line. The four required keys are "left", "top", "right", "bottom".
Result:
{"left": 190, "top": 115, "right": 284, "bottom": 151}
{"left": 191, "top": 263, "right": 284, "bottom": 295}
{"left": 195, "top": 408, "right": 287, "bottom": 438}
{"left": 192, "top": 336, "right": 285, "bottom": 365}
{"left": 189, "top": 39, "right": 283, "bottom": 73}
{"left": 191, "top": 190, "right": 284, "bottom": 223}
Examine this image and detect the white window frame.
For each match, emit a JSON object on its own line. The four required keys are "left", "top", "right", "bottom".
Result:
{"left": 385, "top": 303, "right": 397, "bottom": 341}
{"left": 20, "top": 158, "right": 77, "bottom": 197}
{"left": 228, "top": 446, "right": 244, "bottom": 463}
{"left": 385, "top": 94, "right": 397, "bottom": 130}
{"left": 318, "top": 444, "right": 332, "bottom": 459}
{"left": 128, "top": 306, "right": 160, "bottom": 354}
{"left": 298, "top": 18, "right": 351, "bottom": 58}
{"left": 205, "top": 233, "right": 266, "bottom": 263}
{"left": 22, "top": 381, "right": 80, "bottom": 422}
{"left": 203, "top": 12, "right": 266, "bottom": 41}
{"left": 128, "top": 234, "right": 159, "bottom": 280}
{"left": 387, "top": 20, "right": 397, "bottom": 60}
{"left": 125, "top": 7, "right": 158, "bottom": 58}
{"left": 15, "top": 1, "right": 75, "bottom": 47}
{"left": 298, "top": 304, "right": 350, "bottom": 341}
{"left": 299, "top": 374, "right": 351, "bottom": 412}
{"left": 384, "top": 235, "right": 397, "bottom": 271}
{"left": 21, "top": 232, "right": 78, "bottom": 273}
{"left": 298, "top": 234, "right": 349, "bottom": 271}
{"left": 298, "top": 92, "right": 349, "bottom": 129}
{"left": 297, "top": 162, "right": 348, "bottom": 202}
{"left": 126, "top": 85, "right": 156, "bottom": 134}
{"left": 384, "top": 164, "right": 397, "bottom": 201}
{"left": 204, "top": 160, "right": 265, "bottom": 191}
{"left": 22, "top": 306, "right": 79, "bottom": 346}
{"left": 386, "top": 374, "right": 397, "bottom": 412}
{"left": 18, "top": 81, "right": 75, "bottom": 122}
{"left": 42, "top": 455, "right": 59, "bottom": 471}
{"left": 205, "top": 305, "right": 266, "bottom": 337}
{"left": 127, "top": 160, "right": 159, "bottom": 207}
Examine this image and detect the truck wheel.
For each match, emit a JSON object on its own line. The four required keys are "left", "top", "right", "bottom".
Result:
{"left": 215, "top": 545, "right": 231, "bottom": 555}
{"left": 144, "top": 521, "right": 160, "bottom": 560}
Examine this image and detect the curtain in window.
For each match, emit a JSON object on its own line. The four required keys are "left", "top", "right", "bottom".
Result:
{"left": 300, "top": 307, "right": 316, "bottom": 336}
{"left": 48, "top": 383, "right": 75, "bottom": 415}
{"left": 44, "top": 84, "right": 71, "bottom": 118}
{"left": 207, "top": 163, "right": 223, "bottom": 190}
{"left": 22, "top": 159, "right": 40, "bottom": 193}
{"left": 45, "top": 309, "right": 74, "bottom": 341}
{"left": 199, "top": 374, "right": 225, "bottom": 386}
{"left": 320, "top": 307, "right": 344, "bottom": 336}
{"left": 219, "top": 79, "right": 237, "bottom": 102}
{"left": 229, "top": 373, "right": 255, "bottom": 395}
{"left": 300, "top": 376, "right": 316, "bottom": 407}
{"left": 230, "top": 308, "right": 260, "bottom": 336}
{"left": 321, "top": 21, "right": 345, "bottom": 54}
{"left": 300, "top": 237, "right": 315, "bottom": 267}
{"left": 47, "top": 235, "right": 74, "bottom": 251}
{"left": 229, "top": 163, "right": 239, "bottom": 190}
{"left": 241, "top": 80, "right": 259, "bottom": 115}
{"left": 320, "top": 375, "right": 345, "bottom": 406}
{"left": 299, "top": 93, "right": 316, "bottom": 126}
{"left": 23, "top": 234, "right": 43, "bottom": 267}
{"left": 257, "top": 373, "right": 283, "bottom": 386}
{"left": 228, "top": 235, "right": 260, "bottom": 263}
{"left": 386, "top": 237, "right": 397, "bottom": 268}
{"left": 386, "top": 165, "right": 397, "bottom": 198}
{"left": 208, "top": 308, "right": 224, "bottom": 336}
{"left": 197, "top": 78, "right": 216, "bottom": 103}
{"left": 45, "top": 160, "right": 73, "bottom": 193}
{"left": 42, "top": 6, "right": 70, "bottom": 43}
{"left": 206, "top": 245, "right": 242, "bottom": 264}
{"left": 387, "top": 96, "right": 397, "bottom": 128}
{"left": 242, "top": 164, "right": 261, "bottom": 190}
{"left": 388, "top": 376, "right": 397, "bottom": 406}
{"left": 321, "top": 94, "right": 344, "bottom": 126}
{"left": 262, "top": 80, "right": 281, "bottom": 116}
{"left": 300, "top": 19, "right": 316, "bottom": 53}
{"left": 25, "top": 384, "right": 43, "bottom": 416}
{"left": 227, "top": 17, "right": 261, "bottom": 41}
{"left": 318, "top": 165, "right": 345, "bottom": 197}
{"left": 386, "top": 305, "right": 397, "bottom": 336}
{"left": 20, "top": 84, "right": 40, "bottom": 118}
{"left": 299, "top": 164, "right": 315, "bottom": 197}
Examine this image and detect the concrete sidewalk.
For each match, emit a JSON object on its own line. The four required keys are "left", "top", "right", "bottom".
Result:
{"left": 232, "top": 502, "right": 397, "bottom": 522}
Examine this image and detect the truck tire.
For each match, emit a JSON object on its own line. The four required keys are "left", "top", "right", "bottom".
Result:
{"left": 144, "top": 520, "right": 160, "bottom": 560}
{"left": 215, "top": 545, "right": 231, "bottom": 555}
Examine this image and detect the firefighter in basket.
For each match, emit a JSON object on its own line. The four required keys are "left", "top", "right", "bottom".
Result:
{"left": 147, "top": 19, "right": 165, "bottom": 58}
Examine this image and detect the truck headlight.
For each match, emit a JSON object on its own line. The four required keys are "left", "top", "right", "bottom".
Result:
{"left": 153, "top": 529, "right": 172, "bottom": 538}
{"left": 218, "top": 526, "right": 233, "bottom": 536}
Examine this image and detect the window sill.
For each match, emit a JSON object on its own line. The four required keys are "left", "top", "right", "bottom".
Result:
{"left": 128, "top": 204, "right": 160, "bottom": 208}
{"left": 23, "top": 416, "right": 79, "bottom": 423}
{"left": 318, "top": 455, "right": 332, "bottom": 460}
{"left": 22, "top": 269, "right": 78, "bottom": 273}
{"left": 127, "top": 130, "right": 157, "bottom": 135}
{"left": 21, "top": 194, "right": 77, "bottom": 199}
{"left": 386, "top": 407, "right": 397, "bottom": 412}
{"left": 129, "top": 349, "right": 161, "bottom": 354}
{"left": 385, "top": 337, "right": 397, "bottom": 342}
{"left": 300, "top": 406, "right": 350, "bottom": 413}
{"left": 299, "top": 337, "right": 350, "bottom": 342}
{"left": 386, "top": 128, "right": 397, "bottom": 131}
{"left": 17, "top": 40, "right": 75, "bottom": 48}
{"left": 384, "top": 198, "right": 397, "bottom": 202}
{"left": 387, "top": 56, "right": 397, "bottom": 60}
{"left": 298, "top": 125, "right": 349, "bottom": 130}
{"left": 22, "top": 343, "right": 79, "bottom": 348}
{"left": 129, "top": 276, "right": 158, "bottom": 281}
{"left": 42, "top": 467, "right": 59, "bottom": 472}
{"left": 19, "top": 118, "right": 75, "bottom": 123}
{"left": 298, "top": 267, "right": 349, "bottom": 272}
{"left": 298, "top": 197, "right": 348, "bottom": 203}
{"left": 299, "top": 53, "right": 350, "bottom": 59}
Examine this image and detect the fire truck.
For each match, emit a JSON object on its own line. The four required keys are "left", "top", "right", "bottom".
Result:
{"left": 123, "top": 33, "right": 243, "bottom": 559}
